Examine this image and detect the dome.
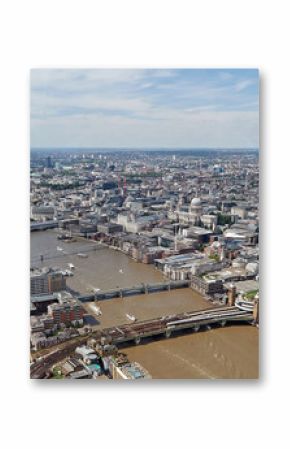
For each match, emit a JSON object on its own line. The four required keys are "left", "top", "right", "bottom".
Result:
{"left": 191, "top": 197, "right": 201, "bottom": 207}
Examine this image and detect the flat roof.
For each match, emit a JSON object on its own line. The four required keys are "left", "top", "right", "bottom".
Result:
{"left": 31, "top": 293, "right": 59, "bottom": 303}
{"left": 232, "top": 279, "right": 259, "bottom": 293}
{"left": 188, "top": 227, "right": 212, "bottom": 235}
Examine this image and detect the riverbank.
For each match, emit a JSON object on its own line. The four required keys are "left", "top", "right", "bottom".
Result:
{"left": 31, "top": 230, "right": 259, "bottom": 379}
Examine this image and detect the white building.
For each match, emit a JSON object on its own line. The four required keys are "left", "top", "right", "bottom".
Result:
{"left": 200, "top": 214, "right": 218, "bottom": 229}
{"left": 177, "top": 198, "right": 203, "bottom": 225}
{"left": 117, "top": 213, "right": 160, "bottom": 233}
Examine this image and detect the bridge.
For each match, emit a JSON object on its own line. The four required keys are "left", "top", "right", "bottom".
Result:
{"left": 98, "top": 306, "right": 253, "bottom": 346}
{"left": 30, "top": 305, "right": 253, "bottom": 378}
{"left": 30, "top": 221, "right": 59, "bottom": 231}
{"left": 78, "top": 280, "right": 191, "bottom": 302}
{"left": 30, "top": 242, "right": 105, "bottom": 265}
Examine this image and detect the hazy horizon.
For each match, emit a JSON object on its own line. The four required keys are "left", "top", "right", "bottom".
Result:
{"left": 31, "top": 146, "right": 259, "bottom": 152}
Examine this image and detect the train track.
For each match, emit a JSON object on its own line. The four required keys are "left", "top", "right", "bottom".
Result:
{"left": 30, "top": 306, "right": 253, "bottom": 379}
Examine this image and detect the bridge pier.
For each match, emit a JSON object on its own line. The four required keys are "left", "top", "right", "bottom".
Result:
{"left": 253, "top": 301, "right": 259, "bottom": 324}
{"left": 165, "top": 329, "right": 171, "bottom": 338}
{"left": 119, "top": 289, "right": 123, "bottom": 299}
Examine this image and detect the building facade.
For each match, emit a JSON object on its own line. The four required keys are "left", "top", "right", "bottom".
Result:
{"left": 30, "top": 268, "right": 66, "bottom": 295}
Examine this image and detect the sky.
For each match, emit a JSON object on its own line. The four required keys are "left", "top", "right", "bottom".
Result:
{"left": 30, "top": 68, "right": 259, "bottom": 149}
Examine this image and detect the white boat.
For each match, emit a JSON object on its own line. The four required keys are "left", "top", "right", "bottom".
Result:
{"left": 91, "top": 287, "right": 100, "bottom": 293}
{"left": 77, "top": 253, "right": 88, "bottom": 258}
{"left": 91, "top": 305, "right": 102, "bottom": 316}
{"left": 126, "top": 313, "right": 136, "bottom": 322}
{"left": 57, "top": 246, "right": 63, "bottom": 251}
{"left": 119, "top": 269, "right": 124, "bottom": 274}
{"left": 68, "top": 263, "right": 75, "bottom": 270}
{"left": 61, "top": 270, "right": 73, "bottom": 277}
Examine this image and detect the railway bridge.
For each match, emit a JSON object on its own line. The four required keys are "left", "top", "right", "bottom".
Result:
{"left": 100, "top": 306, "right": 253, "bottom": 346}
{"left": 30, "top": 221, "right": 59, "bottom": 231}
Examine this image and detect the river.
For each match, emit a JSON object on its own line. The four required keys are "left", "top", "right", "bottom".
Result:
{"left": 31, "top": 230, "right": 259, "bottom": 379}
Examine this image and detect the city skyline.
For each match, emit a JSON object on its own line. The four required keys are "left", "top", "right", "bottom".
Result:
{"left": 30, "top": 69, "right": 259, "bottom": 380}
{"left": 30, "top": 148, "right": 259, "bottom": 379}
{"left": 31, "top": 68, "right": 259, "bottom": 149}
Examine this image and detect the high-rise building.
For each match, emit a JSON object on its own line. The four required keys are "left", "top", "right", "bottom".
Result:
{"left": 46, "top": 156, "right": 53, "bottom": 168}
{"left": 30, "top": 268, "right": 66, "bottom": 295}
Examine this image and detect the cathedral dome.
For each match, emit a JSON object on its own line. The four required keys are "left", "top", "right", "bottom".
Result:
{"left": 190, "top": 197, "right": 201, "bottom": 207}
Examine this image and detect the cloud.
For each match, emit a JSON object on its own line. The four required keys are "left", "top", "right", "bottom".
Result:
{"left": 235, "top": 79, "right": 254, "bottom": 92}
{"left": 30, "top": 68, "right": 259, "bottom": 148}
{"left": 31, "top": 109, "right": 259, "bottom": 148}
{"left": 218, "top": 71, "right": 234, "bottom": 81}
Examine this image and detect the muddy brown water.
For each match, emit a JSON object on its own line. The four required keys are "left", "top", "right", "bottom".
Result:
{"left": 31, "top": 230, "right": 259, "bottom": 379}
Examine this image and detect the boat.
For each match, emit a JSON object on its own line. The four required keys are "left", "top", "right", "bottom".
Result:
{"left": 126, "top": 313, "right": 136, "bottom": 322}
{"left": 68, "top": 263, "right": 75, "bottom": 270}
{"left": 91, "top": 305, "right": 102, "bottom": 316}
{"left": 119, "top": 269, "right": 124, "bottom": 274}
{"left": 58, "top": 229, "right": 73, "bottom": 241}
{"left": 57, "top": 234, "right": 72, "bottom": 241}
{"left": 61, "top": 269, "right": 74, "bottom": 277}
{"left": 56, "top": 246, "right": 63, "bottom": 251}
{"left": 77, "top": 253, "right": 88, "bottom": 258}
